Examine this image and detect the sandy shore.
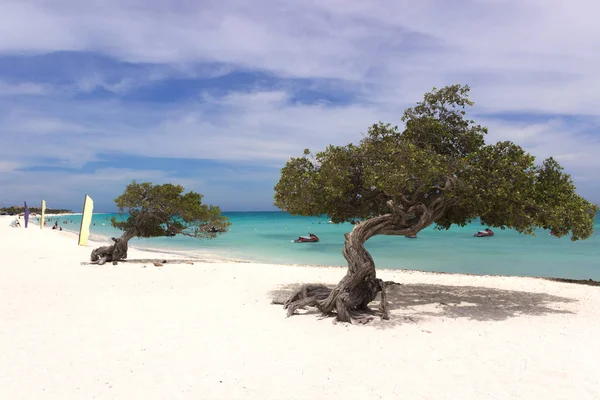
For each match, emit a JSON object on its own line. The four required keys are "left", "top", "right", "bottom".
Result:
{"left": 1, "top": 215, "right": 599, "bottom": 400}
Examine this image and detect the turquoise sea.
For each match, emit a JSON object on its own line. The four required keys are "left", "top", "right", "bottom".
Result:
{"left": 46, "top": 212, "right": 600, "bottom": 280}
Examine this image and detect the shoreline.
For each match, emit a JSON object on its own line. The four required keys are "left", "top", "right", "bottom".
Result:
{"left": 44, "top": 213, "right": 600, "bottom": 281}
{"left": 3, "top": 217, "right": 598, "bottom": 293}
{"left": 32, "top": 216, "right": 600, "bottom": 285}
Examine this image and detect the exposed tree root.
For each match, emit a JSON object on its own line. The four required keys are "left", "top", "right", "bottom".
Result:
{"left": 282, "top": 279, "right": 400, "bottom": 323}
{"left": 281, "top": 209, "right": 431, "bottom": 324}
{"left": 283, "top": 284, "right": 332, "bottom": 317}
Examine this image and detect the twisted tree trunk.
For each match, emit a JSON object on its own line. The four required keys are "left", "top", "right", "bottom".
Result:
{"left": 90, "top": 230, "right": 136, "bottom": 265}
{"left": 318, "top": 216, "right": 393, "bottom": 322}
{"left": 284, "top": 200, "right": 443, "bottom": 323}
{"left": 285, "top": 214, "right": 405, "bottom": 322}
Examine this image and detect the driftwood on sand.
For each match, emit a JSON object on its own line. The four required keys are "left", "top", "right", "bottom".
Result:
{"left": 90, "top": 233, "right": 134, "bottom": 265}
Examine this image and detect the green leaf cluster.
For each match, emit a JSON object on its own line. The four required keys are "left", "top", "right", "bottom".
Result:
{"left": 112, "top": 181, "right": 230, "bottom": 239}
{"left": 274, "top": 85, "right": 598, "bottom": 240}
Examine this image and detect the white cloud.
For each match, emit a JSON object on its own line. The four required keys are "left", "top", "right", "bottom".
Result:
{"left": 0, "top": 87, "right": 598, "bottom": 205}
{"left": 9, "top": 116, "right": 91, "bottom": 135}
{"left": 3, "top": 0, "right": 599, "bottom": 115}
{"left": 0, "top": 160, "right": 19, "bottom": 173}
{"left": 0, "top": 163, "right": 272, "bottom": 212}
{"left": 0, "top": 167, "right": 177, "bottom": 210}
{"left": 0, "top": 81, "right": 47, "bottom": 96}
{"left": 0, "top": 90, "right": 388, "bottom": 165}
{"left": 483, "top": 117, "right": 600, "bottom": 171}
{"left": 73, "top": 75, "right": 135, "bottom": 94}
{"left": 0, "top": 0, "right": 599, "bottom": 206}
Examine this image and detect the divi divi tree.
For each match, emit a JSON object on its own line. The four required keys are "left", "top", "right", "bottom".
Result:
{"left": 274, "top": 85, "right": 598, "bottom": 323}
{"left": 90, "top": 181, "right": 230, "bottom": 265}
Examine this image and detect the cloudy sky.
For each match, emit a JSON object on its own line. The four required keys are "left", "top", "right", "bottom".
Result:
{"left": 1, "top": 0, "right": 599, "bottom": 212}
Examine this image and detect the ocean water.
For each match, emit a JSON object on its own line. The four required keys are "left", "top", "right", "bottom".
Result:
{"left": 46, "top": 212, "right": 600, "bottom": 280}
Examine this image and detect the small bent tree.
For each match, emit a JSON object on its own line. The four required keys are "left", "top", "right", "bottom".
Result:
{"left": 274, "top": 84, "right": 598, "bottom": 323}
{"left": 91, "top": 181, "right": 230, "bottom": 265}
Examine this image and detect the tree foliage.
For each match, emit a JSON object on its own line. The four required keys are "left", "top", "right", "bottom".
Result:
{"left": 111, "top": 181, "right": 231, "bottom": 239}
{"left": 275, "top": 84, "right": 597, "bottom": 241}
{"left": 275, "top": 84, "right": 598, "bottom": 323}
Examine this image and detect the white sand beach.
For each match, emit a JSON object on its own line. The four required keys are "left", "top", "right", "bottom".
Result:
{"left": 1, "top": 215, "right": 599, "bottom": 400}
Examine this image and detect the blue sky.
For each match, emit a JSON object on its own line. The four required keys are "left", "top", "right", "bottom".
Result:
{"left": 1, "top": 0, "right": 599, "bottom": 212}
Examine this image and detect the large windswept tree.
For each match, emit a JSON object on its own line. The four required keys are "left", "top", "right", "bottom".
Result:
{"left": 274, "top": 85, "right": 598, "bottom": 323}
{"left": 91, "top": 181, "right": 230, "bottom": 265}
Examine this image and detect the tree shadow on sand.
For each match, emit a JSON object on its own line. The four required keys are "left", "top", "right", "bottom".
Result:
{"left": 270, "top": 282, "right": 576, "bottom": 327}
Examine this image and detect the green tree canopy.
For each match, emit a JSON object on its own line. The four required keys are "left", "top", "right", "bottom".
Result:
{"left": 112, "top": 181, "right": 230, "bottom": 238}
{"left": 275, "top": 85, "right": 597, "bottom": 241}
{"left": 90, "top": 181, "right": 230, "bottom": 265}
{"left": 275, "top": 84, "right": 598, "bottom": 322}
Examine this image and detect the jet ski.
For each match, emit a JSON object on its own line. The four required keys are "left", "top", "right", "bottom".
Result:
{"left": 294, "top": 233, "right": 319, "bottom": 243}
{"left": 474, "top": 228, "right": 494, "bottom": 237}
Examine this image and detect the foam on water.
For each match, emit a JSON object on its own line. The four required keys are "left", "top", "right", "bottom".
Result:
{"left": 47, "top": 212, "right": 600, "bottom": 280}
